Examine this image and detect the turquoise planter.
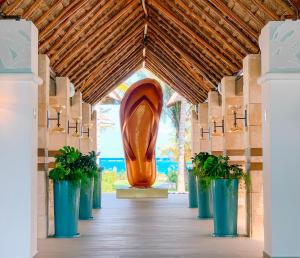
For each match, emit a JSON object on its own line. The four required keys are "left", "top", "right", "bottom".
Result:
{"left": 212, "top": 179, "right": 238, "bottom": 237}
{"left": 196, "top": 178, "right": 213, "bottom": 219}
{"left": 79, "top": 177, "right": 94, "bottom": 220}
{"left": 93, "top": 172, "right": 102, "bottom": 209}
{"left": 53, "top": 180, "right": 80, "bottom": 238}
{"left": 188, "top": 172, "right": 198, "bottom": 208}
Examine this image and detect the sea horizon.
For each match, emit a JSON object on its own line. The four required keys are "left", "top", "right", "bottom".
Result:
{"left": 99, "top": 157, "right": 191, "bottom": 175}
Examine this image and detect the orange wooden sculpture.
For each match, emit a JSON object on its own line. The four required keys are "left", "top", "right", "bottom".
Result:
{"left": 120, "top": 79, "right": 163, "bottom": 188}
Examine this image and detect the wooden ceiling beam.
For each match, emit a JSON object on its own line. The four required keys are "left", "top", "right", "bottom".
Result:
{"left": 60, "top": 9, "right": 143, "bottom": 78}
{"left": 193, "top": 0, "right": 258, "bottom": 51}
{"left": 52, "top": 0, "right": 141, "bottom": 72}
{"left": 208, "top": 0, "right": 259, "bottom": 40}
{"left": 146, "top": 60, "right": 199, "bottom": 104}
{"left": 34, "top": 0, "right": 65, "bottom": 27}
{"left": 39, "top": 0, "right": 88, "bottom": 41}
{"left": 82, "top": 45, "right": 143, "bottom": 99}
{"left": 149, "top": 19, "right": 223, "bottom": 82}
{"left": 47, "top": 0, "right": 127, "bottom": 57}
{"left": 148, "top": 31, "right": 218, "bottom": 91}
{"left": 3, "top": 0, "right": 23, "bottom": 15}
{"left": 147, "top": 44, "right": 208, "bottom": 99}
{"left": 172, "top": 0, "right": 244, "bottom": 61}
{"left": 147, "top": 59, "right": 201, "bottom": 103}
{"left": 149, "top": 13, "right": 233, "bottom": 76}
{"left": 84, "top": 49, "right": 143, "bottom": 100}
{"left": 147, "top": 45, "right": 207, "bottom": 100}
{"left": 74, "top": 34, "right": 143, "bottom": 89}
{"left": 250, "top": 0, "right": 280, "bottom": 20}
{"left": 148, "top": 43, "right": 210, "bottom": 96}
{"left": 149, "top": 0, "right": 239, "bottom": 72}
{"left": 89, "top": 62, "right": 142, "bottom": 104}
{"left": 146, "top": 55, "right": 203, "bottom": 103}
{"left": 22, "top": 0, "right": 43, "bottom": 19}
{"left": 232, "top": 0, "right": 264, "bottom": 27}
{"left": 74, "top": 24, "right": 144, "bottom": 90}
{"left": 185, "top": 0, "right": 251, "bottom": 54}
{"left": 86, "top": 52, "right": 143, "bottom": 103}
{"left": 39, "top": 0, "right": 100, "bottom": 50}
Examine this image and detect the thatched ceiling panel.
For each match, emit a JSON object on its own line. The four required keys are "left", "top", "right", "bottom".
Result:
{"left": 0, "top": 0, "right": 297, "bottom": 104}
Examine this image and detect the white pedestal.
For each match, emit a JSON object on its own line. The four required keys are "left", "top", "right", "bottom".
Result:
{"left": 116, "top": 187, "right": 168, "bottom": 199}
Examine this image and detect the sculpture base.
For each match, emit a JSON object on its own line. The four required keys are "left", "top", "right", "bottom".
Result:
{"left": 116, "top": 186, "right": 168, "bottom": 199}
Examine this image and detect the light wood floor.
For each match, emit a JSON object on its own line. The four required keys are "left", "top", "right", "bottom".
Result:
{"left": 36, "top": 193, "right": 263, "bottom": 258}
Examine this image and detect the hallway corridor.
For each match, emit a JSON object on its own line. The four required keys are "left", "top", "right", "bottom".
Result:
{"left": 35, "top": 194, "right": 263, "bottom": 258}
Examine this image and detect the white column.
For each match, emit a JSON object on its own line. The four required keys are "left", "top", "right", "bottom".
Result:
{"left": 0, "top": 20, "right": 40, "bottom": 258}
{"left": 259, "top": 20, "right": 300, "bottom": 258}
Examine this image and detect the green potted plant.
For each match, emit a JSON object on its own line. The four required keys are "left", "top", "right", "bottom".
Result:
{"left": 49, "top": 146, "right": 83, "bottom": 238}
{"left": 202, "top": 155, "right": 250, "bottom": 237}
{"left": 192, "top": 152, "right": 213, "bottom": 219}
{"left": 78, "top": 151, "right": 98, "bottom": 220}
{"left": 93, "top": 165, "right": 103, "bottom": 209}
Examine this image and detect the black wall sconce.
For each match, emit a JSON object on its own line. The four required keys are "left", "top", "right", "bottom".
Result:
{"left": 201, "top": 127, "right": 210, "bottom": 140}
{"left": 229, "top": 105, "right": 247, "bottom": 132}
{"left": 47, "top": 105, "right": 65, "bottom": 133}
{"left": 81, "top": 125, "right": 90, "bottom": 138}
{"left": 68, "top": 118, "right": 81, "bottom": 137}
{"left": 211, "top": 119, "right": 224, "bottom": 137}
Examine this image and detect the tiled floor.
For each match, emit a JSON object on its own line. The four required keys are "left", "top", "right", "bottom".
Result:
{"left": 35, "top": 193, "right": 263, "bottom": 258}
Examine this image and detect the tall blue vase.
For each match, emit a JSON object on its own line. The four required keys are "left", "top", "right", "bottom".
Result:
{"left": 53, "top": 180, "right": 81, "bottom": 238}
{"left": 93, "top": 171, "right": 102, "bottom": 209}
{"left": 213, "top": 179, "right": 238, "bottom": 237}
{"left": 188, "top": 171, "right": 198, "bottom": 208}
{"left": 79, "top": 177, "right": 94, "bottom": 220}
{"left": 196, "top": 178, "right": 213, "bottom": 219}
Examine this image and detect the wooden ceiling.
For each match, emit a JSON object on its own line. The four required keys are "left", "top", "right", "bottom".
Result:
{"left": 0, "top": 0, "right": 297, "bottom": 104}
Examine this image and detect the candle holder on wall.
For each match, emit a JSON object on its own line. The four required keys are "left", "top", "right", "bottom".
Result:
{"left": 68, "top": 117, "right": 81, "bottom": 137}
{"left": 81, "top": 123, "right": 92, "bottom": 139}
{"left": 201, "top": 127, "right": 210, "bottom": 140}
{"left": 228, "top": 105, "right": 247, "bottom": 132}
{"left": 47, "top": 105, "right": 66, "bottom": 133}
{"left": 211, "top": 118, "right": 224, "bottom": 137}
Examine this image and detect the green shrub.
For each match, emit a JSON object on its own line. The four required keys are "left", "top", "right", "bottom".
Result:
{"left": 167, "top": 170, "right": 177, "bottom": 184}
{"left": 49, "top": 146, "right": 83, "bottom": 182}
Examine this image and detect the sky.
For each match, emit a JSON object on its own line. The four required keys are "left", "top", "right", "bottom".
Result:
{"left": 99, "top": 69, "right": 176, "bottom": 158}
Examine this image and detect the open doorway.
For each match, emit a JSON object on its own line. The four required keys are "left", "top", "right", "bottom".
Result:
{"left": 95, "top": 68, "right": 192, "bottom": 193}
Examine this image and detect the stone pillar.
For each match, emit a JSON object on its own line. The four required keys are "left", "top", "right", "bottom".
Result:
{"left": 81, "top": 102, "right": 92, "bottom": 153}
{"left": 37, "top": 54, "right": 50, "bottom": 239}
{"left": 221, "top": 76, "right": 246, "bottom": 234}
{"left": 258, "top": 20, "right": 300, "bottom": 258}
{"left": 221, "top": 76, "right": 245, "bottom": 158}
{"left": 68, "top": 91, "right": 82, "bottom": 149}
{"left": 243, "top": 54, "right": 264, "bottom": 240}
{"left": 198, "top": 103, "right": 210, "bottom": 153}
{"left": 91, "top": 110, "right": 98, "bottom": 152}
{"left": 191, "top": 108, "right": 201, "bottom": 155}
{"left": 48, "top": 77, "right": 70, "bottom": 150}
{"left": 0, "top": 20, "right": 40, "bottom": 258}
{"left": 207, "top": 91, "right": 223, "bottom": 155}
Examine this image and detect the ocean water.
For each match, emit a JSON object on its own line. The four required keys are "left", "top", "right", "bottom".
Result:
{"left": 99, "top": 158, "right": 191, "bottom": 175}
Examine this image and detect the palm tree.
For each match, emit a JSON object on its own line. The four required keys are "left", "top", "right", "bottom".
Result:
{"left": 165, "top": 87, "right": 188, "bottom": 193}
{"left": 176, "top": 97, "right": 187, "bottom": 193}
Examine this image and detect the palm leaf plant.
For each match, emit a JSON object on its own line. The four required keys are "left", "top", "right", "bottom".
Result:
{"left": 191, "top": 152, "right": 213, "bottom": 219}
{"left": 48, "top": 146, "right": 83, "bottom": 238}
{"left": 77, "top": 151, "right": 99, "bottom": 220}
{"left": 202, "top": 155, "right": 250, "bottom": 237}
